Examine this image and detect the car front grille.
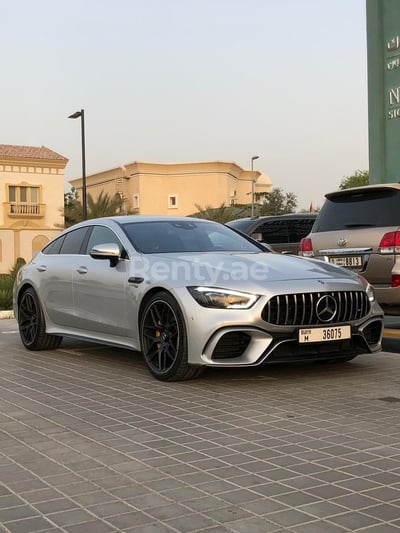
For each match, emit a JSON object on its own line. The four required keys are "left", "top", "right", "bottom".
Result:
{"left": 262, "top": 291, "right": 370, "bottom": 326}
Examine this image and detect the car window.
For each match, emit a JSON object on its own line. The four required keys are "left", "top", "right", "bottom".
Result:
{"left": 287, "top": 218, "right": 316, "bottom": 242}
{"left": 314, "top": 189, "right": 400, "bottom": 232}
{"left": 226, "top": 219, "right": 254, "bottom": 232}
{"left": 257, "top": 220, "right": 289, "bottom": 244}
{"left": 59, "top": 227, "right": 89, "bottom": 255}
{"left": 122, "top": 220, "right": 260, "bottom": 253}
{"left": 42, "top": 235, "right": 65, "bottom": 255}
{"left": 85, "top": 226, "right": 123, "bottom": 254}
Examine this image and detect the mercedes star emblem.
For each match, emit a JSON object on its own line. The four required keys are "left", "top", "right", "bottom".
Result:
{"left": 316, "top": 295, "right": 337, "bottom": 322}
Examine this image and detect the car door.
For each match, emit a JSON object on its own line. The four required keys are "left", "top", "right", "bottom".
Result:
{"left": 38, "top": 227, "right": 90, "bottom": 327}
{"left": 71, "top": 225, "right": 133, "bottom": 339}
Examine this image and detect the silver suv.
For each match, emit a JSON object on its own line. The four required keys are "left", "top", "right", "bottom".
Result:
{"left": 299, "top": 183, "right": 400, "bottom": 314}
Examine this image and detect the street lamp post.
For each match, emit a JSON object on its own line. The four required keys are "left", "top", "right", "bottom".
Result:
{"left": 251, "top": 155, "right": 259, "bottom": 218}
{"left": 68, "top": 109, "right": 87, "bottom": 220}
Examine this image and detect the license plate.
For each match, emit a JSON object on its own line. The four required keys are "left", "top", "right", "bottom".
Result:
{"left": 329, "top": 256, "right": 362, "bottom": 267}
{"left": 299, "top": 325, "right": 351, "bottom": 343}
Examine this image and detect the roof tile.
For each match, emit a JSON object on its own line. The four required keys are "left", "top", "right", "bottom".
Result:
{"left": 0, "top": 144, "right": 68, "bottom": 161}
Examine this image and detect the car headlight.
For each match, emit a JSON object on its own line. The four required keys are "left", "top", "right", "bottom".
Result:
{"left": 358, "top": 275, "right": 375, "bottom": 302}
{"left": 187, "top": 287, "right": 259, "bottom": 309}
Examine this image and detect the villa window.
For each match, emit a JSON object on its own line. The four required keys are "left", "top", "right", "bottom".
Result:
{"left": 8, "top": 185, "right": 41, "bottom": 215}
{"left": 168, "top": 195, "right": 178, "bottom": 209}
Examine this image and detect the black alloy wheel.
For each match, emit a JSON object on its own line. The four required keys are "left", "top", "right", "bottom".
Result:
{"left": 140, "top": 291, "right": 202, "bottom": 381}
{"left": 18, "top": 287, "right": 62, "bottom": 350}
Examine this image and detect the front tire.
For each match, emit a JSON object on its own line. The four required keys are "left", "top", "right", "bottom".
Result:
{"left": 18, "top": 287, "right": 62, "bottom": 350}
{"left": 140, "top": 291, "right": 203, "bottom": 381}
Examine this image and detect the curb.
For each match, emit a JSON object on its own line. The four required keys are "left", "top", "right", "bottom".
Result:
{"left": 0, "top": 310, "right": 14, "bottom": 320}
{"left": 383, "top": 328, "right": 400, "bottom": 339}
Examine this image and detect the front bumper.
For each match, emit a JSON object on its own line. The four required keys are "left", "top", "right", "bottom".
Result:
{"left": 177, "top": 284, "right": 384, "bottom": 367}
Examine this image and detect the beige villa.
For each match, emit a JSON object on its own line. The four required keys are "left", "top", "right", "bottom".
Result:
{"left": 0, "top": 144, "right": 68, "bottom": 273}
{"left": 70, "top": 160, "right": 272, "bottom": 216}
{"left": 1, "top": 148, "right": 271, "bottom": 273}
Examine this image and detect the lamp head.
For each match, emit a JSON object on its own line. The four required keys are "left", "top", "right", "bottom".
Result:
{"left": 68, "top": 111, "right": 82, "bottom": 119}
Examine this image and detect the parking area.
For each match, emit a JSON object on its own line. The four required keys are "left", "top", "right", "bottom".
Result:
{"left": 0, "top": 317, "right": 400, "bottom": 533}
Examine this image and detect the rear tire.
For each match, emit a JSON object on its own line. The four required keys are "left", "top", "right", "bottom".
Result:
{"left": 18, "top": 287, "right": 62, "bottom": 350}
{"left": 140, "top": 291, "right": 203, "bottom": 381}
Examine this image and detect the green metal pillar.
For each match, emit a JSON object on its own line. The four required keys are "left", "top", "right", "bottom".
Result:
{"left": 367, "top": 0, "right": 400, "bottom": 183}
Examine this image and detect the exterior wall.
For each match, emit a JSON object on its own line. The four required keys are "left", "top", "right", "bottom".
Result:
{"left": 0, "top": 230, "right": 15, "bottom": 273}
{"left": 0, "top": 151, "right": 67, "bottom": 273}
{"left": 367, "top": 0, "right": 400, "bottom": 182}
{"left": 71, "top": 161, "right": 271, "bottom": 216}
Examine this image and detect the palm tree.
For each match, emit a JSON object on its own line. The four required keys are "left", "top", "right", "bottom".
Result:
{"left": 63, "top": 190, "right": 127, "bottom": 227}
{"left": 86, "top": 191, "right": 124, "bottom": 219}
{"left": 191, "top": 203, "right": 249, "bottom": 223}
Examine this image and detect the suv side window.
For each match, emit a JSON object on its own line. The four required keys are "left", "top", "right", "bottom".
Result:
{"left": 258, "top": 220, "right": 289, "bottom": 244}
{"left": 288, "top": 218, "right": 315, "bottom": 243}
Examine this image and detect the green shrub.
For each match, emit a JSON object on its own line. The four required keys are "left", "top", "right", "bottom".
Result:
{"left": 0, "top": 257, "right": 26, "bottom": 311}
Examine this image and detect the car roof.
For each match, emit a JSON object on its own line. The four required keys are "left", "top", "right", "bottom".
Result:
{"left": 325, "top": 182, "right": 400, "bottom": 200}
{"left": 75, "top": 215, "right": 220, "bottom": 225}
{"left": 228, "top": 213, "right": 317, "bottom": 224}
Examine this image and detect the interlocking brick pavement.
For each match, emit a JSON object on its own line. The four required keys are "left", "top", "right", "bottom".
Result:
{"left": 0, "top": 318, "right": 400, "bottom": 532}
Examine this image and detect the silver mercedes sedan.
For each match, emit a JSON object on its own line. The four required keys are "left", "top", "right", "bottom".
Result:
{"left": 13, "top": 216, "right": 384, "bottom": 381}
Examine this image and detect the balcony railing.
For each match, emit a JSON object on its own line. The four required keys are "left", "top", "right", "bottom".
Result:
{"left": 6, "top": 202, "right": 45, "bottom": 218}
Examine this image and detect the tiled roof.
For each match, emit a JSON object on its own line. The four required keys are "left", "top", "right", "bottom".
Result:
{"left": 0, "top": 144, "right": 68, "bottom": 161}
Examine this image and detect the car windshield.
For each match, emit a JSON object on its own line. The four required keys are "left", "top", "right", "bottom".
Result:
{"left": 121, "top": 220, "right": 262, "bottom": 254}
{"left": 314, "top": 189, "right": 400, "bottom": 232}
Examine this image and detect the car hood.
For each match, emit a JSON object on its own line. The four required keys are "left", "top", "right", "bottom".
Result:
{"left": 140, "top": 251, "right": 360, "bottom": 292}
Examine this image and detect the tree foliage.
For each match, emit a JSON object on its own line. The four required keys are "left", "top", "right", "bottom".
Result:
{"left": 87, "top": 191, "right": 124, "bottom": 219}
{"left": 63, "top": 189, "right": 126, "bottom": 227}
{"left": 192, "top": 188, "right": 298, "bottom": 221}
{"left": 339, "top": 170, "right": 369, "bottom": 190}
{"left": 0, "top": 257, "right": 26, "bottom": 310}
{"left": 259, "top": 188, "right": 298, "bottom": 215}
{"left": 190, "top": 203, "right": 249, "bottom": 223}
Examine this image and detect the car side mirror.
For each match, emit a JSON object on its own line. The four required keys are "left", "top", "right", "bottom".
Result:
{"left": 90, "top": 242, "right": 121, "bottom": 267}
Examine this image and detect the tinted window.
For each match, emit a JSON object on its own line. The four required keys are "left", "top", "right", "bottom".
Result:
{"left": 85, "top": 226, "right": 123, "bottom": 254}
{"left": 226, "top": 219, "right": 255, "bottom": 232}
{"left": 42, "top": 235, "right": 65, "bottom": 255}
{"left": 257, "top": 220, "right": 289, "bottom": 244}
{"left": 59, "top": 227, "right": 89, "bottom": 255}
{"left": 122, "top": 220, "right": 260, "bottom": 253}
{"left": 287, "top": 218, "right": 315, "bottom": 242}
{"left": 314, "top": 189, "right": 400, "bottom": 232}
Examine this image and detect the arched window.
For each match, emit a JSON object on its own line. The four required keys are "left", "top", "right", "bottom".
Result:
{"left": 32, "top": 235, "right": 48, "bottom": 256}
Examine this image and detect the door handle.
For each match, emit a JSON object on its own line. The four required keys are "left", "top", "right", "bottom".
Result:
{"left": 36, "top": 265, "right": 47, "bottom": 272}
{"left": 76, "top": 266, "right": 88, "bottom": 274}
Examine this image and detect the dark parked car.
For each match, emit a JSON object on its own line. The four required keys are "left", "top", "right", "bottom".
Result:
{"left": 299, "top": 183, "right": 400, "bottom": 314}
{"left": 227, "top": 213, "right": 317, "bottom": 254}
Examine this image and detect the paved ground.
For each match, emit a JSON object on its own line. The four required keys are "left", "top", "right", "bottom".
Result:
{"left": 0, "top": 318, "right": 400, "bottom": 533}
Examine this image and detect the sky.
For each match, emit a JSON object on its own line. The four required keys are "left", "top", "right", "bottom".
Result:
{"left": 1, "top": 0, "right": 369, "bottom": 211}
